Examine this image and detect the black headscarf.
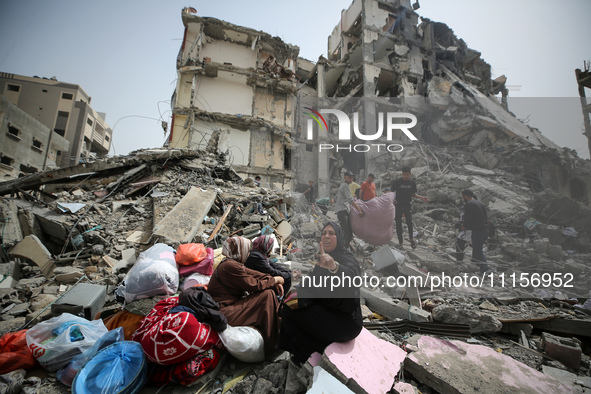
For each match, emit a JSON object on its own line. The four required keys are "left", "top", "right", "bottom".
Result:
{"left": 322, "top": 222, "right": 359, "bottom": 273}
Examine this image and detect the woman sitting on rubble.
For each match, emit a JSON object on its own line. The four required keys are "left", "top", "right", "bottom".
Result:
{"left": 245, "top": 235, "right": 292, "bottom": 292}
{"left": 279, "top": 222, "right": 363, "bottom": 366}
{"left": 207, "top": 236, "right": 284, "bottom": 357}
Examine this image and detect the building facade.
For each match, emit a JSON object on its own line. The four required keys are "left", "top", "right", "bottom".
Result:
{"left": 169, "top": 8, "right": 299, "bottom": 188}
{"left": 0, "top": 72, "right": 112, "bottom": 169}
{"left": 0, "top": 95, "right": 69, "bottom": 179}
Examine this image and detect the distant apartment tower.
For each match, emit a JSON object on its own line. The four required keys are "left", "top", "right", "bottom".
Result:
{"left": 169, "top": 8, "right": 299, "bottom": 187}
{"left": 0, "top": 72, "right": 113, "bottom": 169}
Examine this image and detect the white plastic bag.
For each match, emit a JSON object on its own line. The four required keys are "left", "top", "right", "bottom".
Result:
{"left": 25, "top": 313, "right": 108, "bottom": 372}
{"left": 118, "top": 243, "right": 179, "bottom": 303}
{"left": 219, "top": 326, "right": 265, "bottom": 363}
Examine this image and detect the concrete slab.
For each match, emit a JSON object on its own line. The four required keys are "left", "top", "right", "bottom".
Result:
{"left": 126, "top": 230, "right": 150, "bottom": 243}
{"left": 0, "top": 199, "right": 22, "bottom": 244}
{"left": 9, "top": 235, "right": 54, "bottom": 278}
{"left": 153, "top": 187, "right": 217, "bottom": 244}
{"left": 308, "top": 366, "right": 355, "bottom": 394}
{"left": 0, "top": 276, "right": 18, "bottom": 289}
{"left": 361, "top": 287, "right": 431, "bottom": 322}
{"left": 405, "top": 335, "right": 572, "bottom": 394}
{"left": 371, "top": 245, "right": 405, "bottom": 270}
{"left": 542, "top": 366, "right": 591, "bottom": 393}
{"left": 317, "top": 328, "right": 407, "bottom": 394}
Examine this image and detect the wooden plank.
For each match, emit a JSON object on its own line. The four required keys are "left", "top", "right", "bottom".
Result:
{"left": 207, "top": 204, "right": 233, "bottom": 242}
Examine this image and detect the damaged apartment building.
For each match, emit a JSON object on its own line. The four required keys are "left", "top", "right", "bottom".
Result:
{"left": 0, "top": 73, "right": 113, "bottom": 178}
{"left": 290, "top": 0, "right": 591, "bottom": 209}
{"left": 168, "top": 7, "right": 299, "bottom": 189}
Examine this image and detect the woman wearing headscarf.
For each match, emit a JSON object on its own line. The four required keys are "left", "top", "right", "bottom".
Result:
{"left": 245, "top": 235, "right": 292, "bottom": 292}
{"left": 278, "top": 222, "right": 363, "bottom": 365}
{"left": 207, "top": 236, "right": 284, "bottom": 356}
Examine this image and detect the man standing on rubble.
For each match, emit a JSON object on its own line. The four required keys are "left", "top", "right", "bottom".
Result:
{"left": 303, "top": 180, "right": 316, "bottom": 212}
{"left": 333, "top": 171, "right": 364, "bottom": 247}
{"left": 390, "top": 167, "right": 429, "bottom": 249}
{"left": 461, "top": 189, "right": 489, "bottom": 273}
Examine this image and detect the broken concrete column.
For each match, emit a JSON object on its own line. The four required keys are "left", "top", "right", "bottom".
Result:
{"left": 432, "top": 305, "right": 502, "bottom": 333}
{"left": 361, "top": 287, "right": 431, "bottom": 322}
{"left": 9, "top": 235, "right": 55, "bottom": 278}
{"left": 153, "top": 187, "right": 217, "bottom": 244}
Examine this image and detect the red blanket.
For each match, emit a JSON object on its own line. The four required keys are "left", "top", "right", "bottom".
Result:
{"left": 132, "top": 297, "right": 222, "bottom": 365}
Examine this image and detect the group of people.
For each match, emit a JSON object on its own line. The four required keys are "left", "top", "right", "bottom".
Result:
{"left": 330, "top": 167, "right": 490, "bottom": 272}
{"left": 208, "top": 224, "right": 363, "bottom": 365}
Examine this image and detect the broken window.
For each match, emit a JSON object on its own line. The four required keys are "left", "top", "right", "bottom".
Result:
{"left": 32, "top": 138, "right": 43, "bottom": 151}
{"left": 283, "top": 146, "right": 291, "bottom": 171}
{"left": 54, "top": 111, "right": 69, "bottom": 137}
{"left": 62, "top": 92, "right": 73, "bottom": 100}
{"left": 0, "top": 154, "right": 15, "bottom": 167}
{"left": 6, "top": 84, "right": 20, "bottom": 92}
{"left": 42, "top": 89, "right": 48, "bottom": 93}
{"left": 7, "top": 124, "right": 20, "bottom": 138}
{"left": 570, "top": 178, "right": 589, "bottom": 205}
{"left": 20, "top": 164, "right": 38, "bottom": 174}
{"left": 87, "top": 118, "right": 93, "bottom": 127}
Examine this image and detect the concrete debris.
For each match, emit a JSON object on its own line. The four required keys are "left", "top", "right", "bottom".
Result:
{"left": 405, "top": 335, "right": 573, "bottom": 394}
{"left": 1, "top": 1, "right": 591, "bottom": 392}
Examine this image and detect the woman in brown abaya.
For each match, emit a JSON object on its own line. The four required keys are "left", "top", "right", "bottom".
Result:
{"left": 207, "top": 236, "right": 284, "bottom": 356}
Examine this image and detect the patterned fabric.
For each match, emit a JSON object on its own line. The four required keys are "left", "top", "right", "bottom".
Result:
{"left": 222, "top": 236, "right": 252, "bottom": 264}
{"left": 131, "top": 297, "right": 222, "bottom": 365}
{"left": 252, "top": 235, "right": 274, "bottom": 256}
{"left": 149, "top": 348, "right": 221, "bottom": 386}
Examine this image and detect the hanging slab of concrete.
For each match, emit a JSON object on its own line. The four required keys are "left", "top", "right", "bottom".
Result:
{"left": 316, "top": 328, "right": 407, "bottom": 394}
{"left": 308, "top": 366, "right": 355, "bottom": 394}
{"left": 13, "top": 199, "right": 70, "bottom": 241}
{"left": 405, "top": 335, "right": 572, "bottom": 394}
{"left": 0, "top": 199, "right": 23, "bottom": 244}
{"left": 153, "top": 187, "right": 217, "bottom": 244}
{"left": 361, "top": 287, "right": 431, "bottom": 322}
{"left": 9, "top": 235, "right": 54, "bottom": 278}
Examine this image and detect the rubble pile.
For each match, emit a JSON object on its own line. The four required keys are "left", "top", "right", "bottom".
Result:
{"left": 0, "top": 142, "right": 589, "bottom": 393}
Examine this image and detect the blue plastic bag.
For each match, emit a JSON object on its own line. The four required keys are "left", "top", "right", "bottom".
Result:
{"left": 57, "top": 327, "right": 124, "bottom": 386}
{"left": 72, "top": 341, "right": 147, "bottom": 394}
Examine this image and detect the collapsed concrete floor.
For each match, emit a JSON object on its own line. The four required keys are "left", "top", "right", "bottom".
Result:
{"left": 0, "top": 146, "right": 590, "bottom": 394}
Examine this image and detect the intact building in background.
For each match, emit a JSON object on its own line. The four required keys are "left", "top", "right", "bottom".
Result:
{"left": 0, "top": 72, "right": 113, "bottom": 172}
{"left": 169, "top": 7, "right": 299, "bottom": 188}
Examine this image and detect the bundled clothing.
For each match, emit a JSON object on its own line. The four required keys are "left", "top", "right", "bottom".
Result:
{"left": 173, "top": 287, "right": 227, "bottom": 332}
{"left": 208, "top": 236, "right": 281, "bottom": 356}
{"left": 279, "top": 222, "right": 363, "bottom": 364}
{"left": 245, "top": 235, "right": 292, "bottom": 291}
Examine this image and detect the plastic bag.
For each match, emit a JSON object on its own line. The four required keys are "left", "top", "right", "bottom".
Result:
{"left": 182, "top": 273, "right": 211, "bottom": 290}
{"left": 178, "top": 247, "right": 214, "bottom": 277}
{"left": 117, "top": 243, "right": 179, "bottom": 303}
{"left": 219, "top": 326, "right": 265, "bottom": 363}
{"left": 0, "top": 330, "right": 38, "bottom": 374}
{"left": 350, "top": 193, "right": 396, "bottom": 246}
{"left": 176, "top": 243, "right": 207, "bottom": 266}
{"left": 57, "top": 327, "right": 124, "bottom": 386}
{"left": 72, "top": 341, "right": 147, "bottom": 394}
{"left": 26, "top": 313, "right": 108, "bottom": 372}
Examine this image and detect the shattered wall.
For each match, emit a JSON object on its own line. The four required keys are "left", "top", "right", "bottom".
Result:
{"left": 170, "top": 9, "right": 299, "bottom": 183}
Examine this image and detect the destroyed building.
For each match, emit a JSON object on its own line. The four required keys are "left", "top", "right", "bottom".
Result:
{"left": 1, "top": 2, "right": 591, "bottom": 394}
{"left": 0, "top": 72, "right": 113, "bottom": 171}
{"left": 168, "top": 7, "right": 299, "bottom": 189}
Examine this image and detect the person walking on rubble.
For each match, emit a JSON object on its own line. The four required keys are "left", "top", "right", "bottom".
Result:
{"left": 303, "top": 180, "right": 316, "bottom": 212}
{"left": 390, "top": 167, "right": 429, "bottom": 249}
{"left": 461, "top": 189, "right": 489, "bottom": 273}
{"left": 332, "top": 171, "right": 364, "bottom": 247}
{"left": 455, "top": 204, "right": 472, "bottom": 262}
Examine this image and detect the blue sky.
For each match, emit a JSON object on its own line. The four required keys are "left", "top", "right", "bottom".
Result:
{"left": 1, "top": 0, "right": 589, "bottom": 158}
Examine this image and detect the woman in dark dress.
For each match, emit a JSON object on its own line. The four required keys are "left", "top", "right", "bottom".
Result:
{"left": 278, "top": 222, "right": 363, "bottom": 365}
{"left": 245, "top": 235, "right": 292, "bottom": 292}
